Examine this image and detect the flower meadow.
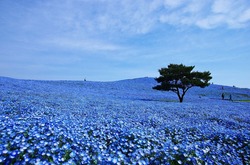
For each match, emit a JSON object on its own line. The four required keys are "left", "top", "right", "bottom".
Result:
{"left": 0, "top": 77, "right": 250, "bottom": 165}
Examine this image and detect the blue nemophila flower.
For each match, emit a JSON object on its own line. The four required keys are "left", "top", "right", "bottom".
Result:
{"left": 0, "top": 78, "right": 250, "bottom": 164}
{"left": 2, "top": 149, "right": 8, "bottom": 154}
{"left": 9, "top": 150, "right": 18, "bottom": 159}
{"left": 0, "top": 156, "right": 5, "bottom": 163}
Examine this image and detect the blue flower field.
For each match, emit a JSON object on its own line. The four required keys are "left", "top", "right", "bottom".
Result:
{"left": 0, "top": 77, "right": 249, "bottom": 165}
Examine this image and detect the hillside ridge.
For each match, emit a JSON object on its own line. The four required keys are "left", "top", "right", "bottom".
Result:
{"left": 1, "top": 76, "right": 250, "bottom": 102}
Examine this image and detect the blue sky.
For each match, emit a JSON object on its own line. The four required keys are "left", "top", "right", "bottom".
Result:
{"left": 0, "top": 0, "right": 250, "bottom": 88}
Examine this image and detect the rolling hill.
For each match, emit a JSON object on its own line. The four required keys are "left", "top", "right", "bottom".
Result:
{"left": 0, "top": 76, "right": 249, "bottom": 164}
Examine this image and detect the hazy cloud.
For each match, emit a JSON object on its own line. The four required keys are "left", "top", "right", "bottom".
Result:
{"left": 159, "top": 0, "right": 250, "bottom": 29}
{"left": 46, "top": 38, "right": 123, "bottom": 51}
{"left": 4, "top": 0, "right": 249, "bottom": 36}
{"left": 239, "top": 8, "right": 250, "bottom": 22}
{"left": 212, "top": 0, "right": 234, "bottom": 14}
{"left": 0, "top": 0, "right": 250, "bottom": 87}
{"left": 163, "top": 0, "right": 186, "bottom": 8}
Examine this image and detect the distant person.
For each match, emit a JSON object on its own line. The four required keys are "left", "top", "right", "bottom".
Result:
{"left": 229, "top": 94, "right": 232, "bottom": 101}
{"left": 222, "top": 93, "right": 225, "bottom": 100}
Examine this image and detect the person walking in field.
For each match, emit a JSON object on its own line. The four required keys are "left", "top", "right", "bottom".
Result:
{"left": 222, "top": 93, "right": 225, "bottom": 100}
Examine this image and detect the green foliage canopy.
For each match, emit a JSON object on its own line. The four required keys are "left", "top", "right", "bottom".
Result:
{"left": 153, "top": 64, "right": 212, "bottom": 102}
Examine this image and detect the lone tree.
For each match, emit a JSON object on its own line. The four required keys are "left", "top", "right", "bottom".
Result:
{"left": 153, "top": 64, "right": 212, "bottom": 103}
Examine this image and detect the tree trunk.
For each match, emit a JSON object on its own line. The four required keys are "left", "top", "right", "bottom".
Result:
{"left": 177, "top": 93, "right": 183, "bottom": 102}
{"left": 179, "top": 96, "right": 183, "bottom": 103}
{"left": 177, "top": 88, "right": 184, "bottom": 103}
